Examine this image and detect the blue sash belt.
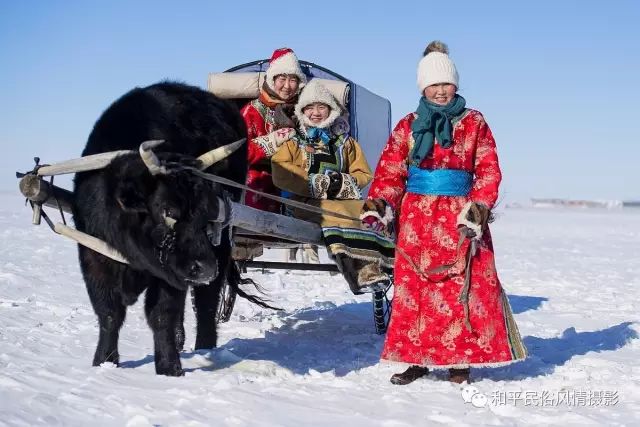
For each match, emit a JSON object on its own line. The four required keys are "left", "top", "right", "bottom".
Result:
{"left": 406, "top": 166, "right": 472, "bottom": 196}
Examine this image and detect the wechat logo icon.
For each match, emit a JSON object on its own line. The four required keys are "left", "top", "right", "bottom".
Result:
{"left": 461, "top": 385, "right": 488, "bottom": 408}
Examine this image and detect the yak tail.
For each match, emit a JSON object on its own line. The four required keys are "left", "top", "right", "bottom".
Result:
{"left": 228, "top": 261, "right": 281, "bottom": 311}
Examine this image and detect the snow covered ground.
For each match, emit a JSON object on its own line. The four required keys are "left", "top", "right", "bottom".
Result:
{"left": 1, "top": 191, "right": 638, "bottom": 426}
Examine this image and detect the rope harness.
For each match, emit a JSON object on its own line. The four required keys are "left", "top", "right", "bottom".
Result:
{"left": 182, "top": 166, "right": 361, "bottom": 222}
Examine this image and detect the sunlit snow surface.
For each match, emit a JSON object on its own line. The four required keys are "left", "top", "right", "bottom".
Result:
{"left": 1, "top": 192, "right": 638, "bottom": 426}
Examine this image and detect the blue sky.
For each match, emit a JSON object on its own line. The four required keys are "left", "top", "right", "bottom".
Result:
{"left": 1, "top": 0, "right": 638, "bottom": 202}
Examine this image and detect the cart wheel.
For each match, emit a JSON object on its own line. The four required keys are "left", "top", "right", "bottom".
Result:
{"left": 373, "top": 280, "right": 393, "bottom": 334}
{"left": 216, "top": 266, "right": 238, "bottom": 323}
{"left": 190, "top": 265, "right": 238, "bottom": 324}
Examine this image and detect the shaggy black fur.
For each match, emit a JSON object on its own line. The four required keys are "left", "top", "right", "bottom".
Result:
{"left": 72, "top": 82, "right": 249, "bottom": 376}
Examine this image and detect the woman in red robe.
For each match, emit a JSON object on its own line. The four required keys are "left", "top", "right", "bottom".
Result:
{"left": 362, "top": 41, "right": 527, "bottom": 385}
{"left": 241, "top": 47, "right": 306, "bottom": 213}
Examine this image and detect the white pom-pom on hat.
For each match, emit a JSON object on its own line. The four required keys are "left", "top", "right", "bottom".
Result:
{"left": 417, "top": 40, "right": 459, "bottom": 92}
{"left": 265, "top": 47, "right": 307, "bottom": 91}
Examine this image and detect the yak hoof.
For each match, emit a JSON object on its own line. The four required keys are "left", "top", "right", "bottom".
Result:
{"left": 155, "top": 359, "right": 184, "bottom": 377}
{"left": 157, "top": 365, "right": 184, "bottom": 377}
{"left": 194, "top": 337, "right": 216, "bottom": 350}
{"left": 93, "top": 350, "right": 119, "bottom": 367}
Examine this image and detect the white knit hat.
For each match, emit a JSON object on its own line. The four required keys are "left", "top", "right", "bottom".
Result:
{"left": 416, "top": 41, "right": 459, "bottom": 92}
{"left": 265, "top": 47, "right": 307, "bottom": 91}
{"left": 294, "top": 79, "right": 342, "bottom": 130}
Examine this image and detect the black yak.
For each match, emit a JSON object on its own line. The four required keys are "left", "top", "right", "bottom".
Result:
{"left": 73, "top": 82, "right": 256, "bottom": 376}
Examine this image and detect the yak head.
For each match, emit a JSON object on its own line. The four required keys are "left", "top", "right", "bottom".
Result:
{"left": 106, "top": 140, "right": 243, "bottom": 290}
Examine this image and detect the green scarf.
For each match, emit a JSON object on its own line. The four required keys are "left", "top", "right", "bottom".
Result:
{"left": 410, "top": 95, "right": 466, "bottom": 165}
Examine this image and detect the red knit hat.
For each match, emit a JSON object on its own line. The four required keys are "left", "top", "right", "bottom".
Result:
{"left": 265, "top": 47, "right": 306, "bottom": 90}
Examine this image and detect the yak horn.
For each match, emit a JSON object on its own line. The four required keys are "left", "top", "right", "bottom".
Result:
{"left": 139, "top": 140, "right": 167, "bottom": 175}
{"left": 54, "top": 223, "right": 129, "bottom": 264}
{"left": 197, "top": 138, "right": 246, "bottom": 170}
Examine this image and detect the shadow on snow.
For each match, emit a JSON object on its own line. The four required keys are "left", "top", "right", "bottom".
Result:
{"left": 121, "top": 295, "right": 637, "bottom": 380}
{"left": 507, "top": 294, "right": 548, "bottom": 314}
{"left": 475, "top": 321, "right": 638, "bottom": 381}
{"left": 213, "top": 300, "right": 387, "bottom": 376}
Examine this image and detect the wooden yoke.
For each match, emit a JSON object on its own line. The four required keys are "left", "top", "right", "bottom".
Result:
{"left": 18, "top": 173, "right": 324, "bottom": 255}
{"left": 18, "top": 174, "right": 129, "bottom": 264}
{"left": 19, "top": 174, "right": 74, "bottom": 222}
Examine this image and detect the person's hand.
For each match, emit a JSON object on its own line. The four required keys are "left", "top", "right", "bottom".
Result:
{"left": 330, "top": 115, "right": 350, "bottom": 136}
{"left": 457, "top": 201, "right": 491, "bottom": 240}
{"left": 361, "top": 215, "right": 386, "bottom": 232}
{"left": 269, "top": 128, "right": 295, "bottom": 146}
{"left": 326, "top": 171, "right": 343, "bottom": 199}
{"left": 458, "top": 225, "right": 478, "bottom": 239}
{"left": 309, "top": 173, "right": 330, "bottom": 199}
{"left": 254, "top": 128, "right": 296, "bottom": 157}
{"left": 360, "top": 198, "right": 394, "bottom": 235}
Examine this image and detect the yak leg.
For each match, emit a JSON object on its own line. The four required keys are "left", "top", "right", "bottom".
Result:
{"left": 193, "top": 232, "right": 233, "bottom": 350}
{"left": 192, "top": 243, "right": 233, "bottom": 349}
{"left": 87, "top": 283, "right": 126, "bottom": 367}
{"left": 80, "top": 248, "right": 129, "bottom": 367}
{"left": 174, "top": 302, "right": 186, "bottom": 352}
{"left": 145, "top": 283, "right": 186, "bottom": 376}
{"left": 192, "top": 280, "right": 221, "bottom": 350}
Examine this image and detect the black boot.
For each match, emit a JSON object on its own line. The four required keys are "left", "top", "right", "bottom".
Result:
{"left": 449, "top": 368, "right": 470, "bottom": 384}
{"left": 390, "top": 365, "right": 429, "bottom": 385}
